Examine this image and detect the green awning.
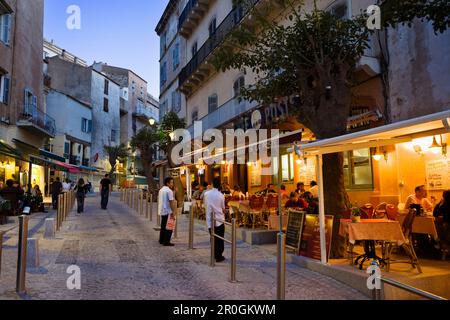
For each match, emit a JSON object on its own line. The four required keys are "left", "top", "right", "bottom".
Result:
{"left": 0, "top": 140, "right": 25, "bottom": 160}
{"left": 127, "top": 176, "right": 148, "bottom": 185}
{"left": 39, "top": 149, "right": 66, "bottom": 162}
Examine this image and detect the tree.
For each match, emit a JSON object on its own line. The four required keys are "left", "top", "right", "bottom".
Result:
{"left": 213, "top": 0, "right": 371, "bottom": 257}
{"left": 130, "top": 125, "right": 162, "bottom": 192}
{"left": 104, "top": 144, "right": 129, "bottom": 184}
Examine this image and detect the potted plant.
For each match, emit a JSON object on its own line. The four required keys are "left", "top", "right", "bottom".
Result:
{"left": 351, "top": 204, "right": 361, "bottom": 223}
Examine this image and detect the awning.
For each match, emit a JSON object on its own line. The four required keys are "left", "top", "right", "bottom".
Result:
{"left": 299, "top": 109, "right": 450, "bottom": 156}
{"left": 153, "top": 160, "right": 168, "bottom": 168}
{"left": 126, "top": 175, "right": 148, "bottom": 185}
{"left": 78, "top": 165, "right": 99, "bottom": 172}
{"left": 0, "top": 140, "right": 25, "bottom": 160}
{"left": 30, "top": 156, "right": 69, "bottom": 171}
{"left": 54, "top": 161, "right": 81, "bottom": 173}
{"left": 39, "top": 149, "right": 66, "bottom": 162}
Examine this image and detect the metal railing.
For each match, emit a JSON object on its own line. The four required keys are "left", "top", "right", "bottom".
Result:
{"left": 178, "top": 0, "right": 199, "bottom": 31}
{"left": 18, "top": 105, "right": 56, "bottom": 136}
{"left": 210, "top": 213, "right": 237, "bottom": 283}
{"left": 0, "top": 231, "right": 4, "bottom": 276}
{"left": 179, "top": 0, "right": 260, "bottom": 87}
{"left": 371, "top": 277, "right": 447, "bottom": 300}
{"left": 187, "top": 97, "right": 259, "bottom": 137}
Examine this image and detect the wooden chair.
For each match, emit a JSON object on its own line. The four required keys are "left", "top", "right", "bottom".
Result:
{"left": 248, "top": 195, "right": 265, "bottom": 229}
{"left": 374, "top": 202, "right": 388, "bottom": 219}
{"left": 360, "top": 204, "right": 375, "bottom": 219}
{"left": 385, "top": 209, "right": 423, "bottom": 273}
{"left": 386, "top": 204, "right": 399, "bottom": 221}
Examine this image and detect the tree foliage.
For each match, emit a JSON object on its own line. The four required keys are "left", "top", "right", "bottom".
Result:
{"left": 104, "top": 144, "right": 130, "bottom": 177}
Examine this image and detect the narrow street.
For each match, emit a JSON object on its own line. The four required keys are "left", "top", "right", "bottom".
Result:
{"left": 0, "top": 194, "right": 367, "bottom": 300}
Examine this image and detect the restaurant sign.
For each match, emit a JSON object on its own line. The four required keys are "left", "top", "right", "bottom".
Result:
{"left": 285, "top": 210, "right": 307, "bottom": 254}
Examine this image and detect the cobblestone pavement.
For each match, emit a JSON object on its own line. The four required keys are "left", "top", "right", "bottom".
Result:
{"left": 0, "top": 194, "right": 368, "bottom": 300}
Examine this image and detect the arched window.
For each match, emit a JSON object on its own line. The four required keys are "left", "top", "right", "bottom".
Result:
{"left": 233, "top": 76, "right": 245, "bottom": 98}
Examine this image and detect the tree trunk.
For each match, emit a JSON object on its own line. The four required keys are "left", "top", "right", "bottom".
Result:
{"left": 322, "top": 153, "right": 350, "bottom": 258}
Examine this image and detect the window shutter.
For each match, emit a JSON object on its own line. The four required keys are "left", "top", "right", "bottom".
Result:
{"left": 2, "top": 76, "right": 10, "bottom": 104}
{"left": 88, "top": 120, "right": 92, "bottom": 133}
{"left": 81, "top": 118, "right": 85, "bottom": 132}
{"left": 64, "top": 142, "right": 70, "bottom": 158}
{"left": 5, "top": 14, "right": 11, "bottom": 44}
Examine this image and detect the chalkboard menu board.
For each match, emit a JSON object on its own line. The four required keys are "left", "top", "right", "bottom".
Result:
{"left": 285, "top": 210, "right": 306, "bottom": 254}
{"left": 299, "top": 215, "right": 334, "bottom": 262}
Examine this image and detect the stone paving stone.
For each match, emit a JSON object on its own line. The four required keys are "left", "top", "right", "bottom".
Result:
{"left": 0, "top": 194, "right": 368, "bottom": 300}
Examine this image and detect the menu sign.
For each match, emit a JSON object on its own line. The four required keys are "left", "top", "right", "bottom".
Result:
{"left": 299, "top": 215, "right": 334, "bottom": 262}
{"left": 426, "top": 159, "right": 450, "bottom": 190}
{"left": 285, "top": 210, "right": 306, "bottom": 254}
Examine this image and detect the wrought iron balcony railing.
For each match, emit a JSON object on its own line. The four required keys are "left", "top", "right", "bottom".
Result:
{"left": 18, "top": 105, "right": 56, "bottom": 137}
{"left": 69, "top": 155, "right": 81, "bottom": 166}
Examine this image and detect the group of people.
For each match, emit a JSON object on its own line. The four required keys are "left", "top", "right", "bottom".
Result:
{"left": 192, "top": 182, "right": 246, "bottom": 200}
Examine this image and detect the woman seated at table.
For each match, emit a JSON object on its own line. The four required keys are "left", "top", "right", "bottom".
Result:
{"left": 285, "top": 192, "right": 308, "bottom": 210}
{"left": 232, "top": 185, "right": 245, "bottom": 199}
{"left": 434, "top": 190, "right": 450, "bottom": 254}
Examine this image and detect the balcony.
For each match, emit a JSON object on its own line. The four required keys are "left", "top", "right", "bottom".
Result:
{"left": 134, "top": 104, "right": 157, "bottom": 121}
{"left": 69, "top": 155, "right": 81, "bottom": 166}
{"left": 187, "top": 96, "right": 259, "bottom": 137}
{"left": 178, "top": 0, "right": 212, "bottom": 39}
{"left": 82, "top": 158, "right": 90, "bottom": 167}
{"left": 17, "top": 106, "right": 56, "bottom": 138}
{"left": 179, "top": 0, "right": 262, "bottom": 96}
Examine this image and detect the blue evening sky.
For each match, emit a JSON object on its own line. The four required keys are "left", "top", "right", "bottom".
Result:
{"left": 44, "top": 0, "right": 168, "bottom": 98}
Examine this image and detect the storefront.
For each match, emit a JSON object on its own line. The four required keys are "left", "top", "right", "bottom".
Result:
{"left": 297, "top": 109, "right": 450, "bottom": 264}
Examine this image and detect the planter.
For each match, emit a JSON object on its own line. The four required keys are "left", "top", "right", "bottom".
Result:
{"left": 351, "top": 216, "right": 361, "bottom": 223}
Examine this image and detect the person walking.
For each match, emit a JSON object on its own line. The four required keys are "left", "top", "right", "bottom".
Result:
{"left": 74, "top": 178, "right": 88, "bottom": 215}
{"left": 62, "top": 178, "right": 72, "bottom": 192}
{"left": 158, "top": 177, "right": 176, "bottom": 247}
{"left": 100, "top": 174, "right": 112, "bottom": 210}
{"left": 51, "top": 177, "right": 63, "bottom": 209}
{"left": 205, "top": 177, "right": 226, "bottom": 263}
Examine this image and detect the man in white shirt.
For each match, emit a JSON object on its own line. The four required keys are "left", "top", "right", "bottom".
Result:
{"left": 309, "top": 181, "right": 319, "bottom": 199}
{"left": 205, "top": 178, "right": 226, "bottom": 263}
{"left": 62, "top": 179, "right": 71, "bottom": 192}
{"left": 158, "top": 177, "right": 177, "bottom": 246}
{"left": 405, "top": 185, "right": 434, "bottom": 214}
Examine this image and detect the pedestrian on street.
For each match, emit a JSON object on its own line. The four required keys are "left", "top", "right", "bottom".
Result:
{"left": 100, "top": 174, "right": 112, "bottom": 210}
{"left": 205, "top": 177, "right": 226, "bottom": 263}
{"left": 158, "top": 177, "right": 176, "bottom": 247}
{"left": 51, "top": 177, "right": 63, "bottom": 209}
{"left": 62, "top": 178, "right": 71, "bottom": 192}
{"left": 74, "top": 178, "right": 88, "bottom": 215}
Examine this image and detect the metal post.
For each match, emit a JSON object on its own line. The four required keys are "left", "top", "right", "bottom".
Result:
{"left": 135, "top": 190, "right": 139, "bottom": 212}
{"left": 174, "top": 207, "right": 179, "bottom": 239}
{"left": 210, "top": 212, "right": 215, "bottom": 267}
{"left": 0, "top": 231, "right": 4, "bottom": 276}
{"left": 140, "top": 191, "right": 144, "bottom": 216}
{"left": 188, "top": 203, "right": 194, "bottom": 250}
{"left": 231, "top": 218, "right": 237, "bottom": 283}
{"left": 277, "top": 232, "right": 286, "bottom": 300}
{"left": 16, "top": 215, "right": 29, "bottom": 294}
{"left": 56, "top": 194, "right": 61, "bottom": 231}
{"left": 64, "top": 192, "right": 68, "bottom": 221}
{"left": 145, "top": 194, "right": 149, "bottom": 219}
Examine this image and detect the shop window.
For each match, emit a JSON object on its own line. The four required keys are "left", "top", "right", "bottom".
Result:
{"left": 344, "top": 148, "right": 374, "bottom": 190}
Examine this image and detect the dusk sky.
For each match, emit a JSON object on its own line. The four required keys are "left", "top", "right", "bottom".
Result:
{"left": 44, "top": 0, "right": 168, "bottom": 98}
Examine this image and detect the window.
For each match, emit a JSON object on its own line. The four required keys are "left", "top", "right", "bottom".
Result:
{"left": 104, "top": 79, "right": 109, "bottom": 95}
{"left": 233, "top": 3, "right": 244, "bottom": 23}
{"left": 0, "top": 73, "right": 10, "bottom": 104}
{"left": 191, "top": 109, "right": 198, "bottom": 124}
{"left": 191, "top": 42, "right": 198, "bottom": 59}
{"left": 0, "top": 12, "right": 12, "bottom": 45}
{"left": 111, "top": 130, "right": 118, "bottom": 143}
{"left": 208, "top": 17, "right": 217, "bottom": 37}
{"left": 24, "top": 89, "right": 37, "bottom": 114}
{"left": 160, "top": 62, "right": 167, "bottom": 87}
{"left": 208, "top": 94, "right": 218, "bottom": 113}
{"left": 159, "top": 99, "right": 168, "bottom": 120}
{"left": 233, "top": 76, "right": 245, "bottom": 98}
{"left": 344, "top": 149, "right": 374, "bottom": 190}
{"left": 329, "top": 0, "right": 350, "bottom": 20}
{"left": 64, "top": 142, "right": 70, "bottom": 159}
{"left": 81, "top": 118, "right": 92, "bottom": 133}
{"left": 160, "top": 31, "right": 167, "bottom": 57}
{"left": 272, "top": 153, "right": 295, "bottom": 184}
{"left": 172, "top": 42, "right": 180, "bottom": 70}
{"left": 103, "top": 98, "right": 109, "bottom": 112}
{"left": 172, "top": 91, "right": 181, "bottom": 113}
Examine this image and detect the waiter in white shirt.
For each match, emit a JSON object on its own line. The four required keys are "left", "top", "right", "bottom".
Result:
{"left": 205, "top": 178, "right": 226, "bottom": 263}
{"left": 158, "top": 177, "right": 177, "bottom": 246}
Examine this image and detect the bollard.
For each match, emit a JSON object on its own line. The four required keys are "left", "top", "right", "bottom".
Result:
{"left": 26, "top": 238, "right": 39, "bottom": 269}
{"left": 145, "top": 195, "right": 149, "bottom": 219}
{"left": 140, "top": 192, "right": 144, "bottom": 216}
{"left": 188, "top": 204, "right": 194, "bottom": 250}
{"left": 16, "top": 215, "right": 29, "bottom": 294}
{"left": 57, "top": 194, "right": 62, "bottom": 231}
{"left": 276, "top": 232, "right": 286, "bottom": 300}
{"left": 210, "top": 213, "right": 215, "bottom": 267}
{"left": 231, "top": 218, "right": 237, "bottom": 283}
{"left": 174, "top": 208, "right": 180, "bottom": 239}
{"left": 0, "top": 231, "right": 4, "bottom": 276}
{"left": 44, "top": 218, "right": 56, "bottom": 239}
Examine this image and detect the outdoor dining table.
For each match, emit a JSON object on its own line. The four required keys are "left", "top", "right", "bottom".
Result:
{"left": 339, "top": 219, "right": 406, "bottom": 269}
{"left": 397, "top": 213, "right": 439, "bottom": 240}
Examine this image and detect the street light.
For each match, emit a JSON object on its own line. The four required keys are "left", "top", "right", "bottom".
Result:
{"left": 149, "top": 118, "right": 156, "bottom": 126}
